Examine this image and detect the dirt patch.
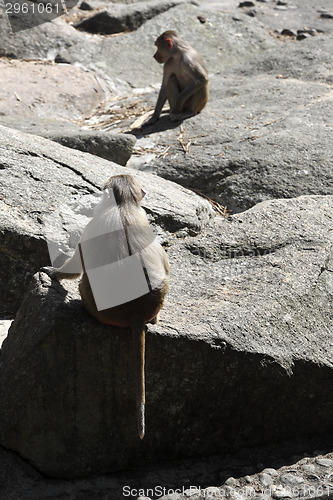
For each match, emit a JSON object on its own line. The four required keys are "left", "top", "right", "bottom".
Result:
{"left": 0, "top": 58, "right": 105, "bottom": 121}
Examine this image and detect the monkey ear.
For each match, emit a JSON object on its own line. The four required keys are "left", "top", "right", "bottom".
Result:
{"left": 166, "top": 38, "right": 173, "bottom": 48}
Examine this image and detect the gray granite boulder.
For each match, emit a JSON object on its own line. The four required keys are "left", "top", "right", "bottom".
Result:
{"left": 0, "top": 125, "right": 212, "bottom": 314}
{"left": 0, "top": 194, "right": 332, "bottom": 478}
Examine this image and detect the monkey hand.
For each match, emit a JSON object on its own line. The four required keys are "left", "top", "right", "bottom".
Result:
{"left": 142, "top": 114, "right": 159, "bottom": 127}
{"left": 40, "top": 266, "right": 58, "bottom": 279}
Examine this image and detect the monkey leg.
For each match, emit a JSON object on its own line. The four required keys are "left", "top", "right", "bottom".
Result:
{"left": 167, "top": 76, "right": 188, "bottom": 122}
{"left": 189, "top": 83, "right": 209, "bottom": 114}
{"left": 166, "top": 74, "right": 181, "bottom": 113}
{"left": 148, "top": 313, "right": 160, "bottom": 325}
{"left": 168, "top": 77, "right": 209, "bottom": 122}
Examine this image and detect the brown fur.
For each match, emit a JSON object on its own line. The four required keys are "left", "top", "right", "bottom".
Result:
{"left": 44, "top": 175, "right": 170, "bottom": 439}
{"left": 144, "top": 30, "right": 209, "bottom": 125}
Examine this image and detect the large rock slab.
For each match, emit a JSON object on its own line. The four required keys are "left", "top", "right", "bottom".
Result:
{"left": 156, "top": 450, "right": 333, "bottom": 500}
{"left": 247, "top": 0, "right": 333, "bottom": 36}
{"left": 0, "top": 9, "right": 86, "bottom": 60}
{"left": 131, "top": 70, "right": 333, "bottom": 212}
{"left": 75, "top": 0, "right": 191, "bottom": 34}
{"left": 163, "top": 195, "right": 333, "bottom": 368}
{"left": 47, "top": 129, "right": 136, "bottom": 166}
{"left": 0, "top": 115, "right": 136, "bottom": 166}
{"left": 0, "top": 433, "right": 332, "bottom": 499}
{"left": 207, "top": 0, "right": 333, "bottom": 36}
{"left": 111, "top": 11, "right": 333, "bottom": 212}
{"left": 235, "top": 34, "right": 333, "bottom": 84}
{"left": 0, "top": 58, "right": 105, "bottom": 121}
{"left": 0, "top": 59, "right": 136, "bottom": 165}
{"left": 0, "top": 4, "right": 278, "bottom": 85}
{"left": 0, "top": 125, "right": 212, "bottom": 314}
{"left": 0, "top": 195, "right": 332, "bottom": 478}
{"left": 1, "top": 1, "right": 332, "bottom": 214}
{"left": 60, "top": 5, "right": 278, "bottom": 87}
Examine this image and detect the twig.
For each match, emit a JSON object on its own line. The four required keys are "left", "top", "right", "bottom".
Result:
{"left": 157, "top": 146, "right": 170, "bottom": 158}
{"left": 192, "top": 189, "right": 230, "bottom": 217}
{"left": 178, "top": 126, "right": 191, "bottom": 154}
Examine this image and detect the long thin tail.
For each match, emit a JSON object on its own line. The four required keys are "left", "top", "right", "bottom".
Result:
{"left": 130, "top": 316, "right": 146, "bottom": 439}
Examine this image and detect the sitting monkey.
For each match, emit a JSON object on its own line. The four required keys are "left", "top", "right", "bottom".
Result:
{"left": 43, "top": 175, "right": 170, "bottom": 439}
{"left": 144, "top": 30, "right": 209, "bottom": 125}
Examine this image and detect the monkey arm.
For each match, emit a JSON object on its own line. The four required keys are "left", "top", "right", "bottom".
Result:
{"left": 54, "top": 245, "right": 83, "bottom": 280}
{"left": 143, "top": 86, "right": 167, "bottom": 126}
{"left": 41, "top": 245, "right": 83, "bottom": 281}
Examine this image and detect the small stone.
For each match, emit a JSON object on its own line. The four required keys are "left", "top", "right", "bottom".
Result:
{"left": 245, "top": 476, "right": 252, "bottom": 483}
{"left": 176, "top": 229, "right": 189, "bottom": 238}
{"left": 274, "top": 5, "right": 287, "bottom": 10}
{"left": 197, "top": 15, "right": 206, "bottom": 23}
{"left": 302, "top": 464, "right": 316, "bottom": 473}
{"left": 225, "top": 477, "right": 238, "bottom": 487}
{"left": 245, "top": 8, "right": 257, "bottom": 17}
{"left": 298, "top": 28, "right": 317, "bottom": 36}
{"left": 259, "top": 473, "right": 274, "bottom": 487}
{"left": 307, "top": 473, "right": 321, "bottom": 481}
{"left": 277, "top": 0, "right": 287, "bottom": 4}
{"left": 238, "top": 1, "right": 255, "bottom": 6}
{"left": 281, "top": 28, "right": 297, "bottom": 36}
{"left": 315, "top": 458, "right": 333, "bottom": 467}
{"left": 54, "top": 54, "right": 71, "bottom": 64}
{"left": 227, "top": 487, "right": 251, "bottom": 500}
{"left": 297, "top": 33, "right": 309, "bottom": 40}
{"left": 299, "top": 484, "right": 321, "bottom": 498}
{"left": 262, "top": 468, "right": 279, "bottom": 477}
{"left": 243, "top": 487, "right": 255, "bottom": 497}
{"left": 271, "top": 486, "right": 293, "bottom": 499}
{"left": 79, "top": 1, "right": 93, "bottom": 10}
{"left": 321, "top": 12, "right": 333, "bottom": 18}
{"left": 184, "top": 488, "right": 200, "bottom": 496}
{"left": 229, "top": 494, "right": 244, "bottom": 500}
{"left": 205, "top": 487, "right": 221, "bottom": 495}
{"left": 280, "top": 473, "right": 304, "bottom": 486}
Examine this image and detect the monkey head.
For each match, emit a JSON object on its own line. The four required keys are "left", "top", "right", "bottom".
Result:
{"left": 104, "top": 175, "right": 145, "bottom": 207}
{"left": 153, "top": 30, "right": 178, "bottom": 64}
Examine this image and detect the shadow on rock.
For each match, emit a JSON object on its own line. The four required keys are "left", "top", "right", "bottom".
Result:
{"left": 129, "top": 114, "right": 185, "bottom": 138}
